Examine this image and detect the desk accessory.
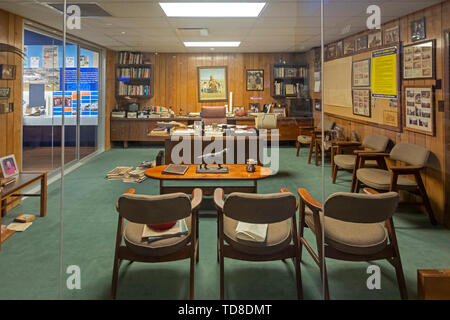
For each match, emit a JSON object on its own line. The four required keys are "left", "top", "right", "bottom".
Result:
{"left": 196, "top": 149, "right": 229, "bottom": 173}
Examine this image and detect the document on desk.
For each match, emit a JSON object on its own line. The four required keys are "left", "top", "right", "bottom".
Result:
{"left": 235, "top": 222, "right": 268, "bottom": 242}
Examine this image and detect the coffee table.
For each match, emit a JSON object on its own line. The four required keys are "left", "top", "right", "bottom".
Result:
{"left": 145, "top": 164, "right": 273, "bottom": 195}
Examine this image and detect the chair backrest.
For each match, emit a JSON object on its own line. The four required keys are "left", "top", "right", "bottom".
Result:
{"left": 389, "top": 143, "right": 430, "bottom": 167}
{"left": 201, "top": 106, "right": 227, "bottom": 125}
{"left": 316, "top": 119, "right": 335, "bottom": 131}
{"left": 118, "top": 193, "right": 191, "bottom": 224}
{"left": 324, "top": 192, "right": 399, "bottom": 223}
{"left": 361, "top": 134, "right": 389, "bottom": 152}
{"left": 223, "top": 192, "right": 297, "bottom": 224}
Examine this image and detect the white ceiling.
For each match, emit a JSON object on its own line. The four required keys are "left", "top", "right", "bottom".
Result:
{"left": 0, "top": 0, "right": 444, "bottom": 53}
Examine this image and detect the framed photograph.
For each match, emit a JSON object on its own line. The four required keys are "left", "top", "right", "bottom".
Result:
{"left": 0, "top": 64, "right": 16, "bottom": 80}
{"left": 368, "top": 31, "right": 382, "bottom": 48}
{"left": 327, "top": 43, "right": 337, "bottom": 59}
{"left": 411, "top": 17, "right": 426, "bottom": 42}
{"left": 344, "top": 38, "right": 355, "bottom": 55}
{"left": 0, "top": 102, "right": 13, "bottom": 114}
{"left": 352, "top": 89, "right": 371, "bottom": 117}
{"left": 272, "top": 107, "right": 286, "bottom": 117}
{"left": 197, "top": 66, "right": 228, "bottom": 102}
{"left": 402, "top": 40, "right": 435, "bottom": 80}
{"left": 246, "top": 69, "right": 264, "bottom": 91}
{"left": 384, "top": 25, "right": 399, "bottom": 45}
{"left": 404, "top": 85, "right": 434, "bottom": 135}
{"left": 352, "top": 59, "right": 371, "bottom": 87}
{"left": 336, "top": 40, "right": 344, "bottom": 57}
{"left": 314, "top": 99, "right": 321, "bottom": 111}
{"left": 0, "top": 88, "right": 10, "bottom": 99}
{"left": 0, "top": 154, "right": 19, "bottom": 178}
{"left": 355, "top": 34, "right": 368, "bottom": 52}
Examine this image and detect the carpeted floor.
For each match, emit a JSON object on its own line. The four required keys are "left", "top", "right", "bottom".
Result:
{"left": 1, "top": 145, "right": 449, "bottom": 300}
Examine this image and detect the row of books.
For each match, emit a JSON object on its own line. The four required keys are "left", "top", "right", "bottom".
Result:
{"left": 274, "top": 66, "right": 307, "bottom": 78}
{"left": 274, "top": 82, "right": 304, "bottom": 96}
{"left": 117, "top": 67, "right": 151, "bottom": 79}
{"left": 118, "top": 52, "right": 144, "bottom": 65}
{"left": 118, "top": 83, "right": 151, "bottom": 96}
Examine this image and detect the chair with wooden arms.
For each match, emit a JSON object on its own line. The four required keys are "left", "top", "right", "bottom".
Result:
{"left": 307, "top": 119, "right": 335, "bottom": 166}
{"left": 214, "top": 188, "right": 302, "bottom": 300}
{"left": 331, "top": 134, "right": 390, "bottom": 185}
{"left": 111, "top": 188, "right": 203, "bottom": 299}
{"left": 297, "top": 187, "right": 407, "bottom": 299}
{"left": 296, "top": 125, "right": 314, "bottom": 156}
{"left": 353, "top": 143, "right": 437, "bottom": 225}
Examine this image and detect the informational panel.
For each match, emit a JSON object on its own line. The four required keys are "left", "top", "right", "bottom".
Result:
{"left": 324, "top": 56, "right": 352, "bottom": 108}
{"left": 371, "top": 46, "right": 398, "bottom": 99}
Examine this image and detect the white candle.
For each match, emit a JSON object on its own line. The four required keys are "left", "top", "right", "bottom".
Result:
{"left": 229, "top": 92, "right": 233, "bottom": 113}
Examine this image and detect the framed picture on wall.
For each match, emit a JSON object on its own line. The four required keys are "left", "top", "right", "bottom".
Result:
{"left": 336, "top": 40, "right": 344, "bottom": 57}
{"left": 197, "top": 66, "right": 228, "bottom": 102}
{"left": 352, "top": 59, "right": 371, "bottom": 87}
{"left": 0, "top": 88, "right": 10, "bottom": 99}
{"left": 327, "top": 43, "right": 337, "bottom": 59}
{"left": 344, "top": 38, "right": 355, "bottom": 55}
{"left": 368, "top": 31, "right": 382, "bottom": 48}
{"left": 246, "top": 69, "right": 264, "bottom": 91}
{"left": 384, "top": 25, "right": 399, "bottom": 45}
{"left": 355, "top": 34, "right": 368, "bottom": 51}
{"left": 402, "top": 40, "right": 435, "bottom": 79}
{"left": 314, "top": 99, "right": 321, "bottom": 111}
{"left": 0, "top": 65, "right": 16, "bottom": 80}
{"left": 411, "top": 17, "right": 426, "bottom": 42}
{"left": 352, "top": 89, "right": 371, "bottom": 117}
{"left": 404, "top": 86, "right": 434, "bottom": 135}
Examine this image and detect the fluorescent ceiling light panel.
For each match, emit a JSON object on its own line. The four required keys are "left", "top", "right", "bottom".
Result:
{"left": 159, "top": 2, "right": 266, "bottom": 17}
{"left": 184, "top": 41, "right": 241, "bottom": 47}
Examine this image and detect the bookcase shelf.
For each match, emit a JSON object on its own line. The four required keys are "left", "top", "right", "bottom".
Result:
{"left": 116, "top": 51, "right": 154, "bottom": 100}
{"left": 271, "top": 64, "right": 308, "bottom": 99}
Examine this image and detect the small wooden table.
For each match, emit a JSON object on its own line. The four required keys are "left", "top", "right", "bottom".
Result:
{"left": 145, "top": 164, "right": 273, "bottom": 195}
{"left": 0, "top": 172, "right": 47, "bottom": 250}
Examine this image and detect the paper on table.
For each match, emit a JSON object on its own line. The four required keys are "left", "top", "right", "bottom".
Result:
{"left": 7, "top": 222, "right": 32, "bottom": 232}
{"left": 236, "top": 222, "right": 268, "bottom": 242}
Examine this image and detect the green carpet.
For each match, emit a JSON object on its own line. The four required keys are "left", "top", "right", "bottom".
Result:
{"left": 0, "top": 146, "right": 449, "bottom": 300}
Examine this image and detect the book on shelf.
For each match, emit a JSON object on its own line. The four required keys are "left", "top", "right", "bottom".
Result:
{"left": 142, "top": 219, "right": 188, "bottom": 243}
{"left": 117, "top": 67, "right": 150, "bottom": 80}
{"left": 235, "top": 222, "right": 268, "bottom": 242}
{"left": 274, "top": 66, "right": 307, "bottom": 79}
{"left": 118, "top": 51, "right": 144, "bottom": 65}
{"left": 118, "top": 82, "right": 150, "bottom": 96}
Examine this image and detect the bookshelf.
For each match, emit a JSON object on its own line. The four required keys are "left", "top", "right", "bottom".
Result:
{"left": 116, "top": 51, "right": 153, "bottom": 99}
{"left": 270, "top": 64, "right": 308, "bottom": 98}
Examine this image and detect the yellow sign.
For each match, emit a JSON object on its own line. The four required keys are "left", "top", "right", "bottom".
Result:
{"left": 372, "top": 47, "right": 398, "bottom": 98}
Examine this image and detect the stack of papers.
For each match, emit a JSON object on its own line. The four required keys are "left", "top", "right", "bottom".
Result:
{"left": 107, "top": 166, "right": 133, "bottom": 180}
{"left": 141, "top": 219, "right": 188, "bottom": 243}
{"left": 122, "top": 166, "right": 148, "bottom": 183}
{"left": 235, "top": 222, "right": 268, "bottom": 242}
{"left": 107, "top": 165, "right": 150, "bottom": 183}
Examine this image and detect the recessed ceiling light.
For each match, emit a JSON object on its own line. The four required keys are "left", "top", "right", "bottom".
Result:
{"left": 159, "top": 2, "right": 266, "bottom": 17}
{"left": 121, "top": 31, "right": 126, "bottom": 34}
{"left": 184, "top": 41, "right": 241, "bottom": 47}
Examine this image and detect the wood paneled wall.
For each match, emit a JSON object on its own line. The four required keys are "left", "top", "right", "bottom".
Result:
{"left": 0, "top": 10, "right": 22, "bottom": 172}
{"left": 309, "top": 1, "right": 450, "bottom": 227}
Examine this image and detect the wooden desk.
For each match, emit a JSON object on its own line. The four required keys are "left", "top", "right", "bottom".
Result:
{"left": 145, "top": 164, "right": 273, "bottom": 195}
{"left": 0, "top": 172, "right": 47, "bottom": 250}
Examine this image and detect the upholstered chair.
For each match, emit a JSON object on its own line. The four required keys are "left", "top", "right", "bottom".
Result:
{"left": 353, "top": 143, "right": 436, "bottom": 225}
{"left": 214, "top": 188, "right": 302, "bottom": 300}
{"left": 297, "top": 187, "right": 407, "bottom": 299}
{"left": 111, "top": 188, "right": 202, "bottom": 299}
{"left": 201, "top": 106, "right": 227, "bottom": 125}
{"left": 331, "top": 133, "right": 390, "bottom": 186}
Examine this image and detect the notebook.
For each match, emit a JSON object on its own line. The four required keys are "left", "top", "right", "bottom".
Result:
{"left": 142, "top": 219, "right": 188, "bottom": 243}
{"left": 162, "top": 164, "right": 188, "bottom": 175}
{"left": 235, "top": 222, "right": 268, "bottom": 242}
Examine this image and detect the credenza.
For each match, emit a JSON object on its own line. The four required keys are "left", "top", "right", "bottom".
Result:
{"left": 110, "top": 116, "right": 313, "bottom": 147}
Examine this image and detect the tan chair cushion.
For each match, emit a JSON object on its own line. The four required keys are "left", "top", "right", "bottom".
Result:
{"left": 223, "top": 215, "right": 291, "bottom": 255}
{"left": 124, "top": 216, "right": 192, "bottom": 257}
{"left": 357, "top": 168, "right": 417, "bottom": 191}
{"left": 304, "top": 208, "right": 388, "bottom": 255}
{"left": 334, "top": 154, "right": 377, "bottom": 170}
{"left": 297, "top": 135, "right": 312, "bottom": 144}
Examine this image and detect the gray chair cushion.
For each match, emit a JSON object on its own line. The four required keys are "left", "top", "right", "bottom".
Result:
{"left": 223, "top": 216, "right": 291, "bottom": 255}
{"left": 390, "top": 143, "right": 430, "bottom": 167}
{"left": 124, "top": 216, "right": 192, "bottom": 257}
{"left": 297, "top": 135, "right": 312, "bottom": 144}
{"left": 334, "top": 155, "right": 378, "bottom": 170}
{"left": 362, "top": 134, "right": 389, "bottom": 152}
{"left": 304, "top": 208, "right": 388, "bottom": 255}
{"left": 357, "top": 168, "right": 417, "bottom": 190}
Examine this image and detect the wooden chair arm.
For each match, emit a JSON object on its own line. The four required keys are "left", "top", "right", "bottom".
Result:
{"left": 363, "top": 188, "right": 378, "bottom": 195}
{"left": 356, "top": 152, "right": 390, "bottom": 160}
{"left": 297, "top": 188, "right": 322, "bottom": 212}
{"left": 389, "top": 166, "right": 423, "bottom": 174}
{"left": 280, "top": 188, "right": 298, "bottom": 209}
{"left": 213, "top": 188, "right": 225, "bottom": 212}
{"left": 333, "top": 141, "right": 361, "bottom": 147}
{"left": 115, "top": 189, "right": 136, "bottom": 212}
{"left": 353, "top": 149, "right": 383, "bottom": 155}
{"left": 191, "top": 188, "right": 203, "bottom": 211}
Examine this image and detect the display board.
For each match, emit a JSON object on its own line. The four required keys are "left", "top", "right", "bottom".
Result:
{"left": 323, "top": 56, "right": 352, "bottom": 108}
{"left": 371, "top": 46, "right": 398, "bottom": 98}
